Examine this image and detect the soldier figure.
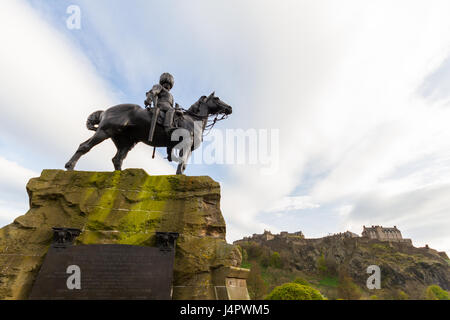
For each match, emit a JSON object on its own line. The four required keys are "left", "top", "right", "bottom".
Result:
{"left": 145, "top": 72, "right": 176, "bottom": 135}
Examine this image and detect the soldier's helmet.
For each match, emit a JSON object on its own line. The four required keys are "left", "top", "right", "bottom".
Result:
{"left": 159, "top": 72, "right": 174, "bottom": 89}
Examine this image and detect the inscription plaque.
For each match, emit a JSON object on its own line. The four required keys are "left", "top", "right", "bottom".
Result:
{"left": 29, "top": 243, "right": 176, "bottom": 300}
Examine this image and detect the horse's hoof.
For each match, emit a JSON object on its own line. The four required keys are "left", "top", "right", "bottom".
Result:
{"left": 65, "top": 162, "right": 74, "bottom": 171}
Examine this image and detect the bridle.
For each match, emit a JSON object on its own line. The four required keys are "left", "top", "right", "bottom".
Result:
{"left": 183, "top": 101, "right": 230, "bottom": 137}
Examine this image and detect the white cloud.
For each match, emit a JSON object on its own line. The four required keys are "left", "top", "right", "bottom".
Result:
{"left": 265, "top": 196, "right": 320, "bottom": 213}
{"left": 0, "top": 201, "right": 28, "bottom": 227}
{"left": 342, "top": 184, "right": 450, "bottom": 252}
{"left": 0, "top": 156, "right": 38, "bottom": 227}
{"left": 192, "top": 0, "right": 450, "bottom": 252}
{"left": 0, "top": 0, "right": 174, "bottom": 172}
{"left": 2, "top": 0, "right": 450, "bottom": 254}
{"left": 0, "top": 0, "right": 174, "bottom": 225}
{"left": 0, "top": 157, "right": 38, "bottom": 194}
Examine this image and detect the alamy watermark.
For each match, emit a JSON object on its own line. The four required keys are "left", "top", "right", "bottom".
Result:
{"left": 66, "top": 264, "right": 81, "bottom": 290}
{"left": 66, "top": 5, "right": 81, "bottom": 30}
{"left": 366, "top": 265, "right": 381, "bottom": 290}
{"left": 170, "top": 125, "right": 280, "bottom": 175}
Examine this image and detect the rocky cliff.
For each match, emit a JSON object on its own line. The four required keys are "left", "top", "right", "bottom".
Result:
{"left": 237, "top": 236, "right": 450, "bottom": 299}
{"left": 0, "top": 169, "right": 243, "bottom": 300}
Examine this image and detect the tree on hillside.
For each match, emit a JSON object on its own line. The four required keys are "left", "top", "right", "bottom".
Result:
{"left": 396, "top": 290, "right": 409, "bottom": 300}
{"left": 316, "top": 253, "right": 338, "bottom": 277}
{"left": 270, "top": 252, "right": 283, "bottom": 268}
{"left": 293, "top": 277, "right": 310, "bottom": 286}
{"left": 246, "top": 243, "right": 264, "bottom": 259}
{"left": 265, "top": 283, "right": 324, "bottom": 300}
{"left": 260, "top": 253, "right": 270, "bottom": 268}
{"left": 247, "top": 264, "right": 267, "bottom": 300}
{"left": 316, "top": 253, "right": 327, "bottom": 275}
{"left": 425, "top": 285, "right": 449, "bottom": 300}
{"left": 337, "top": 270, "right": 361, "bottom": 300}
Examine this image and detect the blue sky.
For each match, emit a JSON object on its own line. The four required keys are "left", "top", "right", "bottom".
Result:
{"left": 1, "top": 0, "right": 450, "bottom": 253}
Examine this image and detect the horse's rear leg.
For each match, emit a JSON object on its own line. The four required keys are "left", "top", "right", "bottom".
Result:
{"left": 111, "top": 138, "right": 136, "bottom": 171}
{"left": 65, "top": 130, "right": 109, "bottom": 170}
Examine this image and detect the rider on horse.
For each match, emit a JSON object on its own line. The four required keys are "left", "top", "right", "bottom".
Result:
{"left": 144, "top": 72, "right": 177, "bottom": 135}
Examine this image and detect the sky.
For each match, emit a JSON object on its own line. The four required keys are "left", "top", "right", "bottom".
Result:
{"left": 1, "top": 0, "right": 450, "bottom": 253}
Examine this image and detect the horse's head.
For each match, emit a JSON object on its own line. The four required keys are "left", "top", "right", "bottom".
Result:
{"left": 189, "top": 92, "right": 232, "bottom": 117}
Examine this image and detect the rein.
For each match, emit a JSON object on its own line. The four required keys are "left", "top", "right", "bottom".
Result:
{"left": 182, "top": 106, "right": 229, "bottom": 137}
{"left": 203, "top": 114, "right": 228, "bottom": 136}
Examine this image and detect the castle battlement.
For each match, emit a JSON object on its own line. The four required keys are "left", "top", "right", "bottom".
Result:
{"left": 237, "top": 230, "right": 305, "bottom": 243}
{"left": 362, "top": 225, "right": 412, "bottom": 244}
{"left": 235, "top": 225, "right": 413, "bottom": 246}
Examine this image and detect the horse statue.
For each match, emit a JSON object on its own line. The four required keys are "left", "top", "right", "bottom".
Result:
{"left": 64, "top": 92, "right": 232, "bottom": 174}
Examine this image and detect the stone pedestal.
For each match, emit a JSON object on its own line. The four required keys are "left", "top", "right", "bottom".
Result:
{"left": 0, "top": 169, "right": 249, "bottom": 300}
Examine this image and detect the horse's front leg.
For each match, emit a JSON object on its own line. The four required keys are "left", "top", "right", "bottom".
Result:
{"left": 176, "top": 146, "right": 191, "bottom": 175}
{"left": 176, "top": 162, "right": 186, "bottom": 175}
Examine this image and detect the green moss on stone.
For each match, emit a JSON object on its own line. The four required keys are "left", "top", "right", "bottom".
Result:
{"left": 0, "top": 169, "right": 241, "bottom": 300}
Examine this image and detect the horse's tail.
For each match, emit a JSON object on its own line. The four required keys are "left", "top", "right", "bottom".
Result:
{"left": 86, "top": 110, "right": 104, "bottom": 131}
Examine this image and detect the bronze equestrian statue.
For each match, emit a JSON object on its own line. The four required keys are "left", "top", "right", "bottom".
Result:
{"left": 65, "top": 73, "right": 232, "bottom": 174}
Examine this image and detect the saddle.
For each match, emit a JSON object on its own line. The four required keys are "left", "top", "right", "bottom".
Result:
{"left": 151, "top": 108, "right": 185, "bottom": 127}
